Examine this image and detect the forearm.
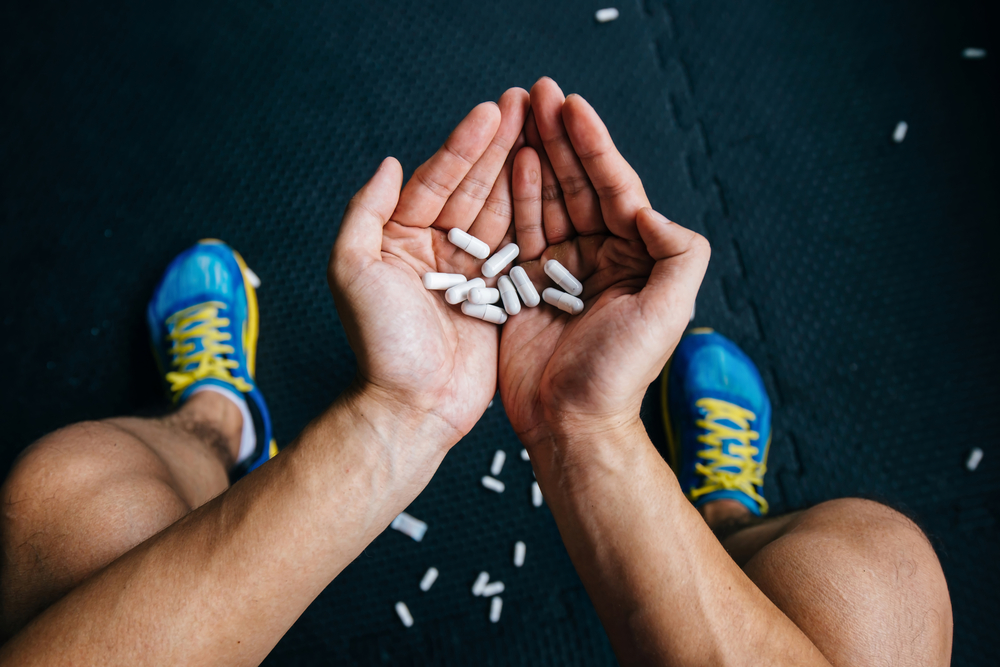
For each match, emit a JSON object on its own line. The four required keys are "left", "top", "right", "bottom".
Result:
{"left": 529, "top": 419, "right": 830, "bottom": 667}
{"left": 0, "top": 387, "right": 453, "bottom": 666}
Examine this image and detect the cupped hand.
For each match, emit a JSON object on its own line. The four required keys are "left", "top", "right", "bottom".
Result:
{"left": 499, "top": 78, "right": 711, "bottom": 448}
{"left": 329, "top": 88, "right": 529, "bottom": 444}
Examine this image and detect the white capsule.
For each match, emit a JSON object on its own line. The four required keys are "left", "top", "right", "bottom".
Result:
{"left": 892, "top": 121, "right": 908, "bottom": 143}
{"left": 520, "top": 448, "right": 529, "bottom": 461}
{"left": 962, "top": 47, "right": 987, "bottom": 59}
{"left": 422, "top": 272, "right": 467, "bottom": 290}
{"left": 469, "top": 287, "right": 500, "bottom": 304}
{"left": 481, "top": 475, "right": 505, "bottom": 493}
{"left": 509, "top": 265, "right": 540, "bottom": 307}
{"left": 513, "top": 541, "right": 526, "bottom": 568}
{"left": 490, "top": 449, "right": 506, "bottom": 476}
{"left": 542, "top": 288, "right": 584, "bottom": 315}
{"left": 390, "top": 512, "right": 428, "bottom": 542}
{"left": 461, "top": 301, "right": 508, "bottom": 324}
{"left": 497, "top": 275, "right": 521, "bottom": 315}
{"left": 481, "top": 581, "right": 505, "bottom": 597}
{"left": 595, "top": 7, "right": 619, "bottom": 22}
{"left": 419, "top": 567, "right": 439, "bottom": 592}
{"left": 472, "top": 571, "right": 490, "bottom": 596}
{"left": 445, "top": 277, "right": 485, "bottom": 304}
{"left": 482, "top": 243, "right": 519, "bottom": 278}
{"left": 531, "top": 481, "right": 543, "bottom": 507}
{"left": 447, "top": 227, "right": 490, "bottom": 259}
{"left": 395, "top": 602, "right": 414, "bottom": 628}
{"left": 967, "top": 447, "right": 984, "bottom": 471}
{"left": 489, "top": 596, "right": 503, "bottom": 623}
{"left": 544, "top": 259, "right": 583, "bottom": 296}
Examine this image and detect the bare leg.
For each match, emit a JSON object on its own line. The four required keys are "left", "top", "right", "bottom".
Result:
{"left": 0, "top": 392, "right": 241, "bottom": 637}
{"left": 699, "top": 498, "right": 954, "bottom": 667}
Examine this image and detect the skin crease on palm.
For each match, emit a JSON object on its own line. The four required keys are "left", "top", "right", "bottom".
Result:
{"left": 330, "top": 76, "right": 708, "bottom": 464}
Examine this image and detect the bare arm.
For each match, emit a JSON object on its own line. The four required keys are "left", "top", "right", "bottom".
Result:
{"left": 1, "top": 88, "right": 531, "bottom": 666}
{"left": 499, "top": 78, "right": 831, "bottom": 666}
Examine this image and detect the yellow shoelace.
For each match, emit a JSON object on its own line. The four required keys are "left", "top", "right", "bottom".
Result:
{"left": 690, "top": 397, "right": 769, "bottom": 514}
{"left": 164, "top": 302, "right": 252, "bottom": 401}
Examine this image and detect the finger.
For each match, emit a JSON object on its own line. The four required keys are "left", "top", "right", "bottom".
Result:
{"left": 563, "top": 94, "right": 650, "bottom": 240}
{"left": 392, "top": 101, "right": 501, "bottom": 228}
{"left": 434, "top": 88, "right": 529, "bottom": 235}
{"left": 526, "top": 106, "right": 574, "bottom": 244}
{"left": 330, "top": 157, "right": 403, "bottom": 283}
{"left": 512, "top": 147, "right": 546, "bottom": 260}
{"left": 530, "top": 77, "right": 605, "bottom": 236}
{"left": 635, "top": 208, "right": 710, "bottom": 330}
{"left": 466, "top": 146, "right": 515, "bottom": 250}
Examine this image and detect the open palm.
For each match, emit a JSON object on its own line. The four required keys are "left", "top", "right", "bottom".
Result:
{"left": 329, "top": 89, "right": 528, "bottom": 441}
{"left": 499, "top": 80, "right": 710, "bottom": 447}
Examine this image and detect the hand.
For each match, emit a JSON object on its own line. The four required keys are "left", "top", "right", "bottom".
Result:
{"left": 499, "top": 78, "right": 711, "bottom": 450}
{"left": 329, "top": 88, "right": 529, "bottom": 447}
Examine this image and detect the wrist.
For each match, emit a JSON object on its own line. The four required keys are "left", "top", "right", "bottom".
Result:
{"left": 521, "top": 410, "right": 652, "bottom": 478}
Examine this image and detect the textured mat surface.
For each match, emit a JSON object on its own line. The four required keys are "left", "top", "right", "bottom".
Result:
{"left": 2, "top": 0, "right": 998, "bottom": 664}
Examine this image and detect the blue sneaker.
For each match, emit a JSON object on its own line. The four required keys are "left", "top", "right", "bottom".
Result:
{"left": 147, "top": 239, "right": 277, "bottom": 479}
{"left": 662, "top": 329, "right": 771, "bottom": 516}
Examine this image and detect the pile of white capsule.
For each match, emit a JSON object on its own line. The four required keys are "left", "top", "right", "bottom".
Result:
{"left": 422, "top": 228, "right": 585, "bottom": 323}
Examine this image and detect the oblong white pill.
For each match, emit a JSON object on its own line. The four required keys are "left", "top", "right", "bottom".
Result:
{"left": 395, "top": 602, "right": 414, "bottom": 628}
{"left": 445, "top": 277, "right": 485, "bottom": 305}
{"left": 497, "top": 275, "right": 521, "bottom": 315}
{"left": 244, "top": 266, "right": 262, "bottom": 289}
{"left": 419, "top": 567, "right": 439, "bottom": 592}
{"left": 482, "top": 243, "right": 519, "bottom": 278}
{"left": 469, "top": 287, "right": 500, "bottom": 304}
{"left": 542, "top": 288, "right": 584, "bottom": 315}
{"left": 489, "top": 596, "right": 503, "bottom": 623}
{"left": 544, "top": 259, "right": 582, "bottom": 296}
{"left": 595, "top": 7, "right": 619, "bottom": 23}
{"left": 892, "top": 121, "right": 908, "bottom": 143}
{"left": 481, "top": 581, "right": 505, "bottom": 597}
{"left": 962, "top": 47, "right": 986, "bottom": 59}
{"left": 509, "top": 265, "right": 540, "bottom": 307}
{"left": 462, "top": 301, "right": 508, "bottom": 324}
{"left": 531, "top": 481, "right": 543, "bottom": 507}
{"left": 422, "top": 272, "right": 467, "bottom": 290}
{"left": 967, "top": 447, "right": 984, "bottom": 471}
{"left": 390, "top": 512, "right": 428, "bottom": 542}
{"left": 472, "top": 571, "right": 489, "bottom": 596}
{"left": 490, "top": 449, "right": 506, "bottom": 476}
{"left": 513, "top": 541, "right": 526, "bottom": 568}
{"left": 481, "top": 475, "right": 505, "bottom": 493}
{"left": 448, "top": 228, "right": 490, "bottom": 259}
{"left": 520, "top": 448, "right": 529, "bottom": 461}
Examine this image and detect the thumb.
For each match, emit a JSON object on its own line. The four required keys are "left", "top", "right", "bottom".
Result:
{"left": 635, "top": 207, "right": 711, "bottom": 333}
{"left": 331, "top": 157, "right": 404, "bottom": 278}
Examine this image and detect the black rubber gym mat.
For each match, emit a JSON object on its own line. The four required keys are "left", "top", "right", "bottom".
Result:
{"left": 2, "top": 1, "right": 997, "bottom": 664}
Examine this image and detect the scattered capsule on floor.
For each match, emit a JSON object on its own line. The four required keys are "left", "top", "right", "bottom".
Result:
{"left": 542, "top": 288, "right": 584, "bottom": 315}
{"left": 482, "top": 243, "right": 520, "bottom": 278}
{"left": 520, "top": 448, "right": 530, "bottom": 461}
{"left": 513, "top": 541, "right": 526, "bottom": 567}
{"left": 509, "top": 266, "right": 540, "bottom": 307}
{"left": 489, "top": 596, "right": 503, "bottom": 623}
{"left": 448, "top": 228, "right": 490, "bottom": 259}
{"left": 446, "top": 277, "right": 485, "bottom": 304}
{"left": 531, "top": 481, "right": 543, "bottom": 507}
{"left": 481, "top": 581, "right": 505, "bottom": 597}
{"left": 482, "top": 475, "right": 505, "bottom": 493}
{"left": 962, "top": 48, "right": 986, "bottom": 59}
{"left": 462, "top": 301, "right": 508, "bottom": 324}
{"left": 472, "top": 571, "right": 490, "bottom": 596}
{"left": 967, "top": 447, "right": 984, "bottom": 471}
{"left": 395, "top": 601, "right": 414, "bottom": 628}
{"left": 595, "top": 7, "right": 619, "bottom": 23}
{"left": 422, "top": 272, "right": 467, "bottom": 290}
{"left": 390, "top": 512, "right": 428, "bottom": 542}
{"left": 419, "top": 567, "right": 439, "bottom": 592}
{"left": 892, "top": 121, "right": 908, "bottom": 143}
{"left": 491, "top": 450, "right": 506, "bottom": 476}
